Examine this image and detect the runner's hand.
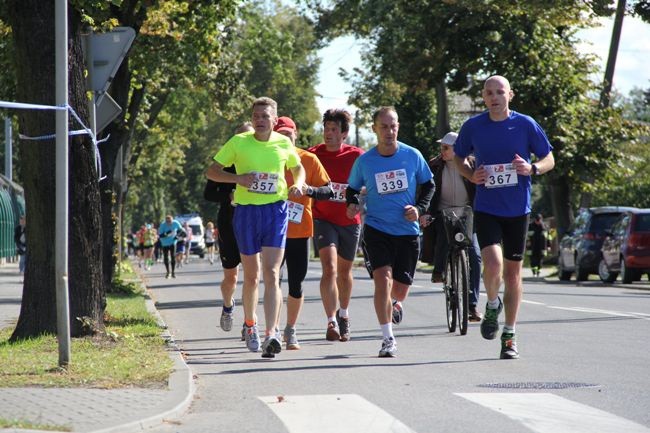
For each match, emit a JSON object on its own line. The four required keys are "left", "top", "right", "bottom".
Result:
{"left": 237, "top": 173, "right": 256, "bottom": 188}
{"left": 404, "top": 205, "right": 419, "bottom": 222}
{"left": 346, "top": 203, "right": 360, "bottom": 219}
{"left": 512, "top": 154, "right": 531, "bottom": 175}
{"left": 471, "top": 165, "right": 487, "bottom": 185}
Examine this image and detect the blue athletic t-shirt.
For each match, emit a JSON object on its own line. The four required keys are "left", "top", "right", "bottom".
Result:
{"left": 348, "top": 142, "right": 433, "bottom": 236}
{"left": 158, "top": 220, "right": 183, "bottom": 247}
{"left": 454, "top": 111, "right": 552, "bottom": 217}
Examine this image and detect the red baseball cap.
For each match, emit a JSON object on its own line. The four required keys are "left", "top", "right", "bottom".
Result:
{"left": 274, "top": 116, "right": 297, "bottom": 133}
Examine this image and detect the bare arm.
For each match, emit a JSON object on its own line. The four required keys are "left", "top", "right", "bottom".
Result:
{"left": 454, "top": 155, "right": 486, "bottom": 185}
{"left": 288, "top": 163, "right": 306, "bottom": 198}
{"left": 205, "top": 162, "right": 255, "bottom": 188}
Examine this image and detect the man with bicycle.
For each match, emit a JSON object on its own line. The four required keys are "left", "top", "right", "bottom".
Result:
{"left": 454, "top": 75, "right": 554, "bottom": 359}
{"left": 345, "top": 106, "right": 434, "bottom": 358}
{"left": 421, "top": 131, "right": 482, "bottom": 322}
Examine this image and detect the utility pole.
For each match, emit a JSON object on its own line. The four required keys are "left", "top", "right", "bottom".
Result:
{"left": 600, "top": 0, "right": 626, "bottom": 108}
{"left": 355, "top": 110, "right": 360, "bottom": 147}
{"left": 55, "top": 0, "right": 71, "bottom": 367}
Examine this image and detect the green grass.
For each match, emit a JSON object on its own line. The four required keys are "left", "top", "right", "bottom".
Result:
{"left": 0, "top": 262, "right": 173, "bottom": 388}
{"left": 0, "top": 418, "right": 71, "bottom": 431}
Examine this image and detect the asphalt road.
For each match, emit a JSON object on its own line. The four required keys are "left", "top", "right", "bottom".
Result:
{"left": 141, "top": 256, "right": 650, "bottom": 433}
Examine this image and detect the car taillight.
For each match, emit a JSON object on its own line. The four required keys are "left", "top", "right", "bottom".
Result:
{"left": 582, "top": 233, "right": 596, "bottom": 241}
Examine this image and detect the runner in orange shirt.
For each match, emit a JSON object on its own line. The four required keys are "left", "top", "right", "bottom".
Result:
{"left": 275, "top": 116, "right": 332, "bottom": 350}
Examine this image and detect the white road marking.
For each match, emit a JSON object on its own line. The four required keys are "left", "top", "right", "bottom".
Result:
{"left": 522, "top": 299, "right": 650, "bottom": 321}
{"left": 457, "top": 393, "right": 650, "bottom": 433}
{"left": 259, "top": 394, "right": 416, "bottom": 433}
{"left": 522, "top": 300, "right": 546, "bottom": 305}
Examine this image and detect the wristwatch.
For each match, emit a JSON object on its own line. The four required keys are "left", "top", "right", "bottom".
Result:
{"left": 306, "top": 186, "right": 314, "bottom": 196}
{"left": 531, "top": 164, "right": 539, "bottom": 175}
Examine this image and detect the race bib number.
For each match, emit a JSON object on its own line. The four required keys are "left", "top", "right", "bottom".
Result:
{"left": 248, "top": 172, "right": 278, "bottom": 194}
{"left": 485, "top": 163, "right": 518, "bottom": 189}
{"left": 375, "top": 169, "right": 408, "bottom": 194}
{"left": 330, "top": 182, "right": 347, "bottom": 202}
{"left": 287, "top": 201, "right": 305, "bottom": 224}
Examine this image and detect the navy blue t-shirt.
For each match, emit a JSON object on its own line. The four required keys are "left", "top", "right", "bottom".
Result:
{"left": 455, "top": 111, "right": 552, "bottom": 217}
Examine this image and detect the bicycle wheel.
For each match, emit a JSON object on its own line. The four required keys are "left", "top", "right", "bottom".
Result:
{"left": 455, "top": 248, "right": 470, "bottom": 335}
{"left": 444, "top": 254, "right": 456, "bottom": 333}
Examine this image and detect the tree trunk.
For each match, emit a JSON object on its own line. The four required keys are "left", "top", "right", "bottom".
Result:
{"left": 9, "top": 2, "right": 104, "bottom": 340}
{"left": 549, "top": 175, "right": 574, "bottom": 239}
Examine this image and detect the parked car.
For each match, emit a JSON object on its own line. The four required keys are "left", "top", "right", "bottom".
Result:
{"left": 175, "top": 213, "right": 206, "bottom": 258}
{"left": 557, "top": 206, "right": 637, "bottom": 281}
{"left": 598, "top": 209, "right": 650, "bottom": 283}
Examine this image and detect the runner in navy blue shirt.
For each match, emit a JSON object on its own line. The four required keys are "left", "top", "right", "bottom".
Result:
{"left": 454, "top": 75, "right": 555, "bottom": 360}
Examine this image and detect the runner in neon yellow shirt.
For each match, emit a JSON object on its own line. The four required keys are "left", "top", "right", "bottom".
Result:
{"left": 206, "top": 97, "right": 305, "bottom": 359}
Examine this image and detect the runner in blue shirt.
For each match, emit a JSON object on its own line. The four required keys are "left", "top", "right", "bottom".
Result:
{"left": 454, "top": 75, "right": 555, "bottom": 360}
{"left": 346, "top": 106, "right": 434, "bottom": 358}
{"left": 158, "top": 215, "right": 183, "bottom": 279}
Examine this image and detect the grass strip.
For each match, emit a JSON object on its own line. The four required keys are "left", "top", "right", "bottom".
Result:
{"left": 0, "top": 262, "right": 173, "bottom": 388}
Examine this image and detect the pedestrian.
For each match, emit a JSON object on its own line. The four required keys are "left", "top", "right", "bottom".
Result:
{"left": 346, "top": 106, "right": 434, "bottom": 357}
{"left": 421, "top": 132, "right": 483, "bottom": 322}
{"left": 158, "top": 214, "right": 184, "bottom": 279}
{"left": 274, "top": 116, "right": 332, "bottom": 350}
{"left": 308, "top": 109, "right": 364, "bottom": 342}
{"left": 206, "top": 97, "right": 306, "bottom": 358}
{"left": 135, "top": 224, "right": 146, "bottom": 268}
{"left": 204, "top": 221, "right": 217, "bottom": 265}
{"left": 14, "top": 215, "right": 26, "bottom": 276}
{"left": 143, "top": 223, "right": 157, "bottom": 270}
{"left": 183, "top": 221, "right": 193, "bottom": 264}
{"left": 528, "top": 213, "right": 548, "bottom": 277}
{"left": 454, "top": 75, "right": 555, "bottom": 359}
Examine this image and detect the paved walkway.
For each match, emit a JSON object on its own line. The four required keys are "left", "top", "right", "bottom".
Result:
{"left": 0, "top": 262, "right": 194, "bottom": 433}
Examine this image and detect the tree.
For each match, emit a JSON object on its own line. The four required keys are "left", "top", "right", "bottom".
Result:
{"left": 124, "top": 0, "right": 322, "bottom": 228}
{"left": 312, "top": 0, "right": 646, "bottom": 236}
{"left": 2, "top": 1, "right": 104, "bottom": 339}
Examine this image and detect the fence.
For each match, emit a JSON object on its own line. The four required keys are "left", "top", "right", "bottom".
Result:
{"left": 0, "top": 174, "right": 25, "bottom": 259}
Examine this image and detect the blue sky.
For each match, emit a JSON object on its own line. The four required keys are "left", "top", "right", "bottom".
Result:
{"left": 315, "top": 15, "right": 650, "bottom": 117}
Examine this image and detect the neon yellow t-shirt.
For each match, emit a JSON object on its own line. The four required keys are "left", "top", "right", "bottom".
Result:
{"left": 213, "top": 131, "right": 301, "bottom": 205}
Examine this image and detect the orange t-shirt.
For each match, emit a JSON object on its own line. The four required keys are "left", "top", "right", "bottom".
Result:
{"left": 284, "top": 148, "right": 330, "bottom": 238}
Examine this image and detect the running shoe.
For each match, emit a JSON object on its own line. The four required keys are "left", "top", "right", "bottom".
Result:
{"left": 392, "top": 300, "right": 403, "bottom": 325}
{"left": 283, "top": 325, "right": 300, "bottom": 350}
{"left": 220, "top": 298, "right": 235, "bottom": 332}
{"left": 165, "top": 272, "right": 170, "bottom": 279}
{"left": 261, "top": 335, "right": 282, "bottom": 358}
{"left": 336, "top": 309, "right": 350, "bottom": 342}
{"left": 500, "top": 332, "right": 519, "bottom": 359}
{"left": 171, "top": 273, "right": 176, "bottom": 279}
{"left": 325, "top": 321, "right": 340, "bottom": 341}
{"left": 243, "top": 324, "right": 260, "bottom": 352}
{"left": 378, "top": 336, "right": 397, "bottom": 358}
{"left": 480, "top": 298, "right": 503, "bottom": 340}
{"left": 240, "top": 323, "right": 246, "bottom": 341}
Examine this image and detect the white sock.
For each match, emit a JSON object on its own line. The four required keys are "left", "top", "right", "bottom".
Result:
{"left": 503, "top": 325, "right": 515, "bottom": 334}
{"left": 380, "top": 323, "right": 393, "bottom": 339}
{"left": 487, "top": 298, "right": 500, "bottom": 309}
{"left": 338, "top": 308, "right": 349, "bottom": 318}
{"left": 328, "top": 316, "right": 336, "bottom": 324}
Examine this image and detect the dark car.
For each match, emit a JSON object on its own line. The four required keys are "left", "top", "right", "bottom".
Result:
{"left": 557, "top": 206, "right": 637, "bottom": 281}
{"left": 598, "top": 209, "right": 650, "bottom": 283}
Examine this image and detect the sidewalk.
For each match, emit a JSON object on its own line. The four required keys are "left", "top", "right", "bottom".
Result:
{"left": 0, "top": 262, "right": 194, "bottom": 433}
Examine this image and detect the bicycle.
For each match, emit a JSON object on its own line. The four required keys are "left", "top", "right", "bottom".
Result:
{"left": 438, "top": 205, "right": 474, "bottom": 336}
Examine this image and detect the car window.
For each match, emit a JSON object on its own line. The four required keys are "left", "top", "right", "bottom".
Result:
{"left": 190, "top": 225, "right": 201, "bottom": 235}
{"left": 633, "top": 214, "right": 650, "bottom": 232}
{"left": 616, "top": 215, "right": 629, "bottom": 236}
{"left": 572, "top": 210, "right": 590, "bottom": 233}
{"left": 589, "top": 213, "right": 621, "bottom": 234}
